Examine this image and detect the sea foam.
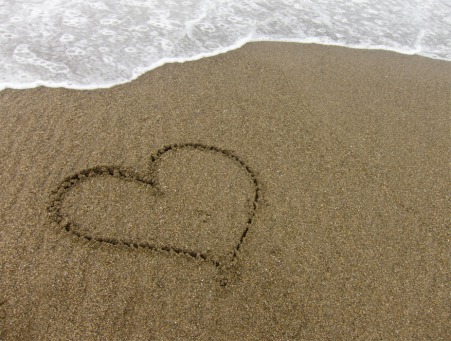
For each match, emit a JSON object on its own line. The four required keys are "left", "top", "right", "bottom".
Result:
{"left": 0, "top": 0, "right": 450, "bottom": 90}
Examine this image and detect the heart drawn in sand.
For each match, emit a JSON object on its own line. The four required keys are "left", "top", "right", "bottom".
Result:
{"left": 47, "top": 143, "right": 260, "bottom": 267}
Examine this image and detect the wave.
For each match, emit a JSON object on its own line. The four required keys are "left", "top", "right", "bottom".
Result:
{"left": 0, "top": 0, "right": 449, "bottom": 90}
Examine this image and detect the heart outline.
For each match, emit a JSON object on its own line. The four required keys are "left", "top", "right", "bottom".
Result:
{"left": 47, "top": 143, "right": 261, "bottom": 268}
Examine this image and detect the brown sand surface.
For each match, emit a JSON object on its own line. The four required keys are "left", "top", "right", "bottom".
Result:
{"left": 0, "top": 42, "right": 450, "bottom": 340}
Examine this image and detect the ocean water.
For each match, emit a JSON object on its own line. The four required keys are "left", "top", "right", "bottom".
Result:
{"left": 0, "top": 0, "right": 450, "bottom": 90}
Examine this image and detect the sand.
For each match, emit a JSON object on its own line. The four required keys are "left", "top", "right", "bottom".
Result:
{"left": 0, "top": 42, "right": 449, "bottom": 340}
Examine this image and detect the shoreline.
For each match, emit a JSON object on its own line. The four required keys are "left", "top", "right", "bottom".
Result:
{"left": 1, "top": 40, "right": 450, "bottom": 92}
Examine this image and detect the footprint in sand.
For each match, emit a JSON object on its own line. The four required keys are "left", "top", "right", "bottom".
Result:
{"left": 47, "top": 143, "right": 260, "bottom": 268}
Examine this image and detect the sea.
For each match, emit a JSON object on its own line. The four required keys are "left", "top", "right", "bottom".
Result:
{"left": 0, "top": 0, "right": 450, "bottom": 91}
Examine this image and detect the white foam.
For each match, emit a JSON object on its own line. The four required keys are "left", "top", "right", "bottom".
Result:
{"left": 0, "top": 0, "right": 450, "bottom": 91}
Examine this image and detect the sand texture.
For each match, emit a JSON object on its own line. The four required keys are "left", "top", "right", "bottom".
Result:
{"left": 0, "top": 42, "right": 450, "bottom": 340}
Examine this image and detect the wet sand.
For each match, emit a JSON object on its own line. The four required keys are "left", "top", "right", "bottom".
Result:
{"left": 0, "top": 42, "right": 450, "bottom": 340}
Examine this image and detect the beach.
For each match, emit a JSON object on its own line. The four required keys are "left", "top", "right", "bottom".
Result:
{"left": 0, "top": 42, "right": 449, "bottom": 339}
